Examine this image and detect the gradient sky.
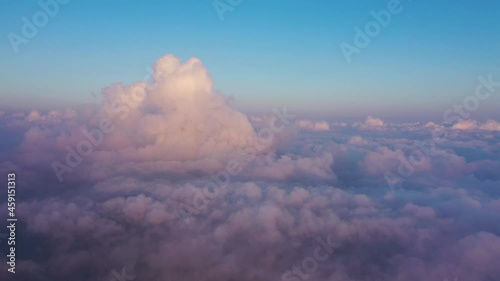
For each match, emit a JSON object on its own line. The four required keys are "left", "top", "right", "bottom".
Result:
{"left": 1, "top": 0, "right": 499, "bottom": 120}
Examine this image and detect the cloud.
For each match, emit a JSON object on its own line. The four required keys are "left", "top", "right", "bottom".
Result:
{"left": 353, "top": 116, "right": 385, "bottom": 130}
{"left": 331, "top": 121, "right": 348, "bottom": 128}
{"left": 94, "top": 54, "right": 261, "bottom": 162}
{"left": 24, "top": 109, "right": 78, "bottom": 124}
{"left": 452, "top": 119, "right": 478, "bottom": 130}
{"left": 347, "top": 135, "right": 368, "bottom": 145}
{"left": 480, "top": 120, "right": 500, "bottom": 131}
{"left": 452, "top": 119, "right": 500, "bottom": 131}
{"left": 424, "top": 121, "right": 441, "bottom": 128}
{"left": 296, "top": 119, "right": 330, "bottom": 131}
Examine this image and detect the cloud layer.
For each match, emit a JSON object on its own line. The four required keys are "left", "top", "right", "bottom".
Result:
{"left": 1, "top": 55, "right": 499, "bottom": 281}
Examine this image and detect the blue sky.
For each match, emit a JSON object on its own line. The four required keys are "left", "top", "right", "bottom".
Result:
{"left": 1, "top": 0, "right": 499, "bottom": 120}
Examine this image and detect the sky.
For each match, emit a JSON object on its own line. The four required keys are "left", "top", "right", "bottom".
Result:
{"left": 1, "top": 0, "right": 500, "bottom": 120}
{"left": 1, "top": 2, "right": 500, "bottom": 280}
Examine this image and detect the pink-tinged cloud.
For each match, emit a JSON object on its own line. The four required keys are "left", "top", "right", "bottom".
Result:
{"left": 452, "top": 119, "right": 500, "bottom": 131}
{"left": 353, "top": 116, "right": 386, "bottom": 130}
{"left": 1, "top": 54, "right": 499, "bottom": 281}
{"left": 296, "top": 119, "right": 330, "bottom": 131}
